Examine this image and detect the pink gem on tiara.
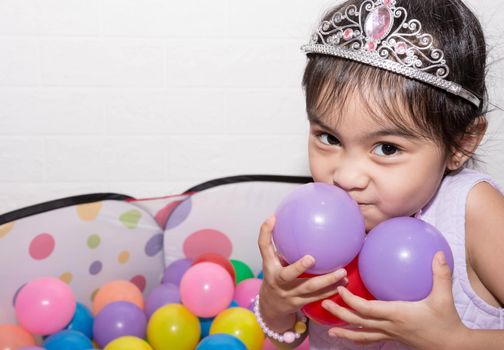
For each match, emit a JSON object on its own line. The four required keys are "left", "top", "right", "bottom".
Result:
{"left": 395, "top": 41, "right": 407, "bottom": 55}
{"left": 364, "top": 6, "right": 393, "bottom": 41}
{"left": 365, "top": 41, "right": 377, "bottom": 51}
{"left": 343, "top": 28, "right": 353, "bottom": 40}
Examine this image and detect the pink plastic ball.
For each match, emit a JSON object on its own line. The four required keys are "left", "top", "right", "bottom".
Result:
{"left": 15, "top": 277, "right": 76, "bottom": 335}
{"left": 179, "top": 262, "right": 234, "bottom": 318}
{"left": 234, "top": 278, "right": 262, "bottom": 308}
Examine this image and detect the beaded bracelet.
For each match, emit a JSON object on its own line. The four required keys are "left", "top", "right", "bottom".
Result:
{"left": 253, "top": 295, "right": 308, "bottom": 344}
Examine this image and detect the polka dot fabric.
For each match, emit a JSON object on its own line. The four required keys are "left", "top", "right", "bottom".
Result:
{"left": 0, "top": 199, "right": 166, "bottom": 323}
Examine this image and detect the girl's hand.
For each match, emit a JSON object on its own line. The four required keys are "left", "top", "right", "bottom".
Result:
{"left": 322, "top": 251, "right": 469, "bottom": 349}
{"left": 257, "top": 216, "right": 348, "bottom": 331}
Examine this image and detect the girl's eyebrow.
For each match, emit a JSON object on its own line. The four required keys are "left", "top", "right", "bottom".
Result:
{"left": 309, "top": 114, "right": 420, "bottom": 140}
{"left": 308, "top": 114, "right": 333, "bottom": 131}
{"left": 367, "top": 128, "right": 420, "bottom": 140}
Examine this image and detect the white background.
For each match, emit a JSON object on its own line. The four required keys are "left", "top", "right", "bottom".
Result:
{"left": 0, "top": 0, "right": 503, "bottom": 214}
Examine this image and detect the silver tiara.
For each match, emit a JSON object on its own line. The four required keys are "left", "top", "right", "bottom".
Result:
{"left": 301, "top": 0, "right": 481, "bottom": 107}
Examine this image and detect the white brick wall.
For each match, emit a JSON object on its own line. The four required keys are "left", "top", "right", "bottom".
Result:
{"left": 0, "top": 0, "right": 503, "bottom": 214}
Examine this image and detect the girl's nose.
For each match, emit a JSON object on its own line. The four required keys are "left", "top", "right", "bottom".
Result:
{"left": 331, "top": 158, "right": 369, "bottom": 192}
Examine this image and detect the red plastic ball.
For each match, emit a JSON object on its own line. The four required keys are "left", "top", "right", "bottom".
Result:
{"left": 301, "top": 257, "right": 375, "bottom": 326}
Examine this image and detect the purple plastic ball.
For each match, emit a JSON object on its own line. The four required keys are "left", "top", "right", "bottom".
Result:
{"left": 273, "top": 183, "right": 365, "bottom": 274}
{"left": 162, "top": 258, "right": 193, "bottom": 285}
{"left": 359, "top": 216, "right": 454, "bottom": 301}
{"left": 92, "top": 301, "right": 147, "bottom": 348}
{"left": 145, "top": 283, "right": 180, "bottom": 318}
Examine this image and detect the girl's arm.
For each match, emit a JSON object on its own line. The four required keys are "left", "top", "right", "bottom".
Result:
{"left": 465, "top": 182, "right": 504, "bottom": 309}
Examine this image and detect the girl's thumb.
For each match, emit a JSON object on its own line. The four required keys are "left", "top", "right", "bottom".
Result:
{"left": 430, "top": 251, "right": 453, "bottom": 297}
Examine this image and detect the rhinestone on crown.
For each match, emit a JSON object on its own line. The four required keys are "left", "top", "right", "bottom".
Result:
{"left": 301, "top": 0, "right": 481, "bottom": 107}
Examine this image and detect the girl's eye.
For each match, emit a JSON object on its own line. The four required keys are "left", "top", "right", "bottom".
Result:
{"left": 373, "top": 143, "right": 399, "bottom": 156}
{"left": 318, "top": 133, "right": 340, "bottom": 146}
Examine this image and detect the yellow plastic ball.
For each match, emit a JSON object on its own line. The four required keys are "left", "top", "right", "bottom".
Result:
{"left": 147, "top": 304, "right": 200, "bottom": 350}
{"left": 104, "top": 336, "right": 152, "bottom": 350}
{"left": 210, "top": 307, "right": 264, "bottom": 350}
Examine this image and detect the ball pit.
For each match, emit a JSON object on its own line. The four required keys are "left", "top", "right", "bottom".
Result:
{"left": 0, "top": 178, "right": 454, "bottom": 349}
{"left": 1, "top": 255, "right": 292, "bottom": 350}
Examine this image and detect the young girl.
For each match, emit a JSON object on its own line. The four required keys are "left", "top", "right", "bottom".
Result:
{"left": 256, "top": 0, "right": 504, "bottom": 349}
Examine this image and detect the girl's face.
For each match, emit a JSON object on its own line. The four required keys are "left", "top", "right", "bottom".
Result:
{"left": 308, "top": 93, "right": 448, "bottom": 232}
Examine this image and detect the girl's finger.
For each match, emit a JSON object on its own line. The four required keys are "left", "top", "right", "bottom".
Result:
{"left": 257, "top": 216, "right": 280, "bottom": 267}
{"left": 297, "top": 270, "right": 347, "bottom": 296}
{"left": 277, "top": 255, "right": 316, "bottom": 284}
{"left": 328, "top": 326, "right": 390, "bottom": 344}
{"left": 321, "top": 299, "right": 386, "bottom": 331}
{"left": 295, "top": 281, "right": 347, "bottom": 305}
{"left": 337, "top": 286, "right": 396, "bottom": 319}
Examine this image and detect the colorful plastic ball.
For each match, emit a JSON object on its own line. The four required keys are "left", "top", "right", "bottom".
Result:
{"left": 65, "top": 302, "right": 94, "bottom": 339}
{"left": 93, "top": 301, "right": 147, "bottom": 348}
{"left": 162, "top": 258, "right": 193, "bottom": 285}
{"left": 92, "top": 280, "right": 144, "bottom": 316}
{"left": 273, "top": 183, "right": 365, "bottom": 274}
{"left": 359, "top": 217, "right": 454, "bottom": 301}
{"left": 180, "top": 262, "right": 234, "bottom": 318}
{"left": 302, "top": 257, "right": 374, "bottom": 325}
{"left": 257, "top": 270, "right": 263, "bottom": 279}
{"left": 104, "top": 336, "right": 153, "bottom": 350}
{"left": 193, "top": 253, "right": 236, "bottom": 283}
{"left": 43, "top": 330, "right": 93, "bottom": 350}
{"left": 230, "top": 259, "right": 254, "bottom": 284}
{"left": 145, "top": 283, "right": 180, "bottom": 319}
{"left": 0, "top": 324, "right": 36, "bottom": 350}
{"left": 234, "top": 278, "right": 262, "bottom": 308}
{"left": 196, "top": 333, "right": 247, "bottom": 350}
{"left": 146, "top": 304, "right": 200, "bottom": 350}
{"left": 15, "top": 277, "right": 76, "bottom": 335}
{"left": 210, "top": 307, "right": 264, "bottom": 350}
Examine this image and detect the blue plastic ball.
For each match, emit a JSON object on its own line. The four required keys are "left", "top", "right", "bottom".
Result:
{"left": 65, "top": 303, "right": 93, "bottom": 339}
{"left": 43, "top": 330, "right": 93, "bottom": 350}
{"left": 196, "top": 333, "right": 247, "bottom": 350}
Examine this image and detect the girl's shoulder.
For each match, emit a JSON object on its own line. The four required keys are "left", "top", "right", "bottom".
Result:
{"left": 465, "top": 181, "right": 504, "bottom": 308}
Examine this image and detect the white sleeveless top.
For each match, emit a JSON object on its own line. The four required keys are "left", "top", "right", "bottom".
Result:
{"left": 309, "top": 169, "right": 504, "bottom": 349}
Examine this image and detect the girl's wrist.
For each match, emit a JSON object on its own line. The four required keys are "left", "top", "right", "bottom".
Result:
{"left": 254, "top": 295, "right": 308, "bottom": 344}
{"left": 445, "top": 326, "right": 479, "bottom": 350}
{"left": 257, "top": 292, "right": 296, "bottom": 333}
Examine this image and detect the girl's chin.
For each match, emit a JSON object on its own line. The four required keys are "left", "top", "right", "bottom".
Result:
{"left": 363, "top": 216, "right": 385, "bottom": 233}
